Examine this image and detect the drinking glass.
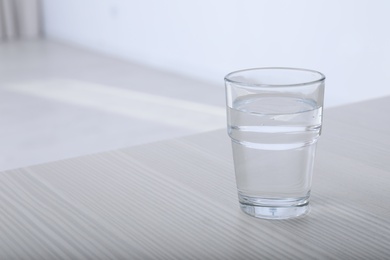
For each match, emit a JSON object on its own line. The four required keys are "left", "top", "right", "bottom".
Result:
{"left": 225, "top": 67, "right": 325, "bottom": 219}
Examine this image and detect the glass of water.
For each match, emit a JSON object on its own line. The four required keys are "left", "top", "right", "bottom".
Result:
{"left": 225, "top": 67, "right": 325, "bottom": 219}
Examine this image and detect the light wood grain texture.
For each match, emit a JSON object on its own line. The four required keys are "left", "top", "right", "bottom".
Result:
{"left": 1, "top": 96, "right": 390, "bottom": 259}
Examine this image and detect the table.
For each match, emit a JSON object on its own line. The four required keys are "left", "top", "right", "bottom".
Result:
{"left": 1, "top": 96, "right": 390, "bottom": 259}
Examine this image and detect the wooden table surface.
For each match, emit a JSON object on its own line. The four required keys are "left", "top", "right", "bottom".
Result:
{"left": 1, "top": 96, "right": 390, "bottom": 259}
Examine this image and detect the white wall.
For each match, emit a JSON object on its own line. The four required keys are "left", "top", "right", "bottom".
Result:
{"left": 42, "top": 0, "right": 390, "bottom": 107}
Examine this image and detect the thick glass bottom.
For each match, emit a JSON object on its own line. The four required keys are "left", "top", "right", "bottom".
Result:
{"left": 238, "top": 193, "right": 310, "bottom": 219}
{"left": 240, "top": 203, "right": 309, "bottom": 219}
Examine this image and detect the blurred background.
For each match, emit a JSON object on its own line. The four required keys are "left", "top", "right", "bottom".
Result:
{"left": 1, "top": 0, "right": 390, "bottom": 171}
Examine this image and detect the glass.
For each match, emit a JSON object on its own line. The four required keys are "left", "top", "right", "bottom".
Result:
{"left": 225, "top": 67, "right": 325, "bottom": 219}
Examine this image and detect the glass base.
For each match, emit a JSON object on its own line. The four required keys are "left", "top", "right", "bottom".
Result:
{"left": 240, "top": 203, "right": 309, "bottom": 219}
{"left": 238, "top": 193, "right": 310, "bottom": 219}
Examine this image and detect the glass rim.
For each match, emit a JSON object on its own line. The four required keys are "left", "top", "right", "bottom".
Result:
{"left": 224, "top": 67, "right": 326, "bottom": 88}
